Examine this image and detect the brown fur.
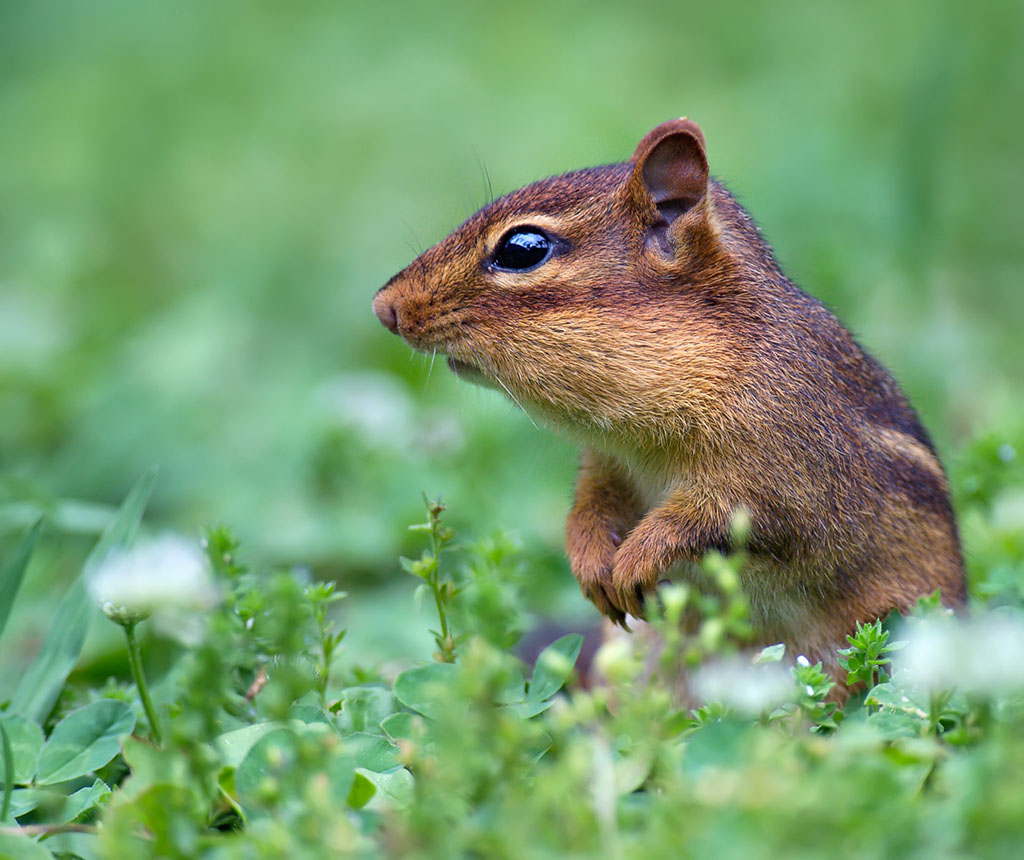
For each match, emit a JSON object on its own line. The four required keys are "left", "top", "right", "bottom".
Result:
{"left": 372, "top": 118, "right": 966, "bottom": 689}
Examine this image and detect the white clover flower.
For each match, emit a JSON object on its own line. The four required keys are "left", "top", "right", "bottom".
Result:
{"left": 895, "top": 612, "right": 1024, "bottom": 696}
{"left": 313, "top": 372, "right": 414, "bottom": 449}
{"left": 313, "top": 372, "right": 464, "bottom": 457}
{"left": 894, "top": 619, "right": 957, "bottom": 692}
{"left": 87, "top": 534, "right": 219, "bottom": 644}
{"left": 693, "top": 657, "right": 794, "bottom": 716}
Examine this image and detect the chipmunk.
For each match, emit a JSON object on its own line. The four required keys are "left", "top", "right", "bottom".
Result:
{"left": 372, "top": 118, "right": 966, "bottom": 684}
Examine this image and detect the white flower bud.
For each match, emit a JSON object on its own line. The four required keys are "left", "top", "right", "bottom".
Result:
{"left": 87, "top": 534, "right": 218, "bottom": 644}
{"left": 896, "top": 612, "right": 1024, "bottom": 695}
{"left": 692, "top": 657, "right": 794, "bottom": 715}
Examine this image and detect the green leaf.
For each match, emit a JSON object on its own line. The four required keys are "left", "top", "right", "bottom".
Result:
{"left": 58, "top": 778, "right": 110, "bottom": 823}
{"left": 321, "top": 750, "right": 358, "bottom": 809}
{"left": 104, "top": 783, "right": 196, "bottom": 850}
{"left": 215, "top": 722, "right": 283, "bottom": 770}
{"left": 393, "top": 663, "right": 459, "bottom": 720}
{"left": 358, "top": 767, "right": 414, "bottom": 811}
{"left": 868, "top": 709, "right": 923, "bottom": 739}
{"left": 865, "top": 682, "right": 929, "bottom": 719}
{"left": 0, "top": 832, "right": 54, "bottom": 860}
{"left": 0, "top": 519, "right": 42, "bottom": 640}
{"left": 503, "top": 700, "right": 555, "bottom": 719}
{"left": 400, "top": 555, "right": 432, "bottom": 579}
{"left": 5, "top": 781, "right": 110, "bottom": 825}
{"left": 865, "top": 681, "right": 932, "bottom": 740}
{"left": 35, "top": 700, "right": 135, "bottom": 785}
{"left": 9, "top": 469, "right": 157, "bottom": 723}
{"left": 288, "top": 705, "right": 332, "bottom": 726}
{"left": 336, "top": 686, "right": 395, "bottom": 734}
{"left": 526, "top": 634, "right": 583, "bottom": 702}
{"left": 0, "top": 714, "right": 44, "bottom": 784}
{"left": 615, "top": 746, "right": 655, "bottom": 796}
{"left": 234, "top": 728, "right": 297, "bottom": 813}
{"left": 682, "top": 719, "right": 752, "bottom": 776}
{"left": 529, "top": 731, "right": 554, "bottom": 762}
{"left": 495, "top": 664, "right": 528, "bottom": 705}
{"left": 29, "top": 832, "right": 99, "bottom": 860}
{"left": 7, "top": 577, "right": 95, "bottom": 726}
{"left": 346, "top": 771, "right": 376, "bottom": 809}
{"left": 7, "top": 787, "right": 47, "bottom": 819}
{"left": 118, "top": 736, "right": 192, "bottom": 802}
{"left": 235, "top": 728, "right": 355, "bottom": 817}
{"left": 338, "top": 732, "right": 399, "bottom": 772}
{"left": 380, "top": 712, "right": 423, "bottom": 742}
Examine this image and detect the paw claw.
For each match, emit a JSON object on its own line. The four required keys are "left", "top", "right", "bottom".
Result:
{"left": 570, "top": 527, "right": 634, "bottom": 627}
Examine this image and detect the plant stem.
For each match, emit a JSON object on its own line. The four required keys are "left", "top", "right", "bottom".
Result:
{"left": 318, "top": 634, "right": 330, "bottom": 703}
{"left": 318, "top": 629, "right": 337, "bottom": 705}
{"left": 928, "top": 689, "right": 951, "bottom": 737}
{"left": 426, "top": 499, "right": 454, "bottom": 662}
{"left": 1, "top": 721, "right": 13, "bottom": 822}
{"left": 124, "top": 622, "right": 163, "bottom": 746}
{"left": 0, "top": 823, "right": 97, "bottom": 837}
{"left": 430, "top": 571, "right": 454, "bottom": 661}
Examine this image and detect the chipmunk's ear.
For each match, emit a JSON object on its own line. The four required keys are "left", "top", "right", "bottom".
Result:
{"left": 627, "top": 118, "right": 709, "bottom": 249}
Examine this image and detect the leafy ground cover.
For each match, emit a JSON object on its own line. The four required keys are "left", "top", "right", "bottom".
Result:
{"left": 1, "top": 429, "right": 1022, "bottom": 858}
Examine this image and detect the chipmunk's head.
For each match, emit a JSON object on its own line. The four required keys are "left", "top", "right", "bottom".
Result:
{"left": 373, "top": 118, "right": 746, "bottom": 437}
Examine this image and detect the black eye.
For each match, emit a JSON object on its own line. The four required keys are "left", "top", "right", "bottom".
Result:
{"left": 492, "top": 228, "right": 552, "bottom": 271}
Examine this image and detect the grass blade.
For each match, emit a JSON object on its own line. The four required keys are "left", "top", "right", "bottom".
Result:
{"left": 0, "top": 720, "right": 12, "bottom": 822}
{"left": 8, "top": 468, "right": 158, "bottom": 724}
{"left": 0, "top": 519, "right": 43, "bottom": 641}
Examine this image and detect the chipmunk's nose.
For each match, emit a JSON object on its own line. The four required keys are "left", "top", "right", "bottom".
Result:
{"left": 372, "top": 292, "right": 399, "bottom": 334}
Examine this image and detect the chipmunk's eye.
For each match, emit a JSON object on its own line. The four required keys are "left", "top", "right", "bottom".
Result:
{"left": 492, "top": 227, "right": 552, "bottom": 271}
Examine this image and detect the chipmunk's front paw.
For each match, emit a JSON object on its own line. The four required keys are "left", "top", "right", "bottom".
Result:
{"left": 568, "top": 528, "right": 628, "bottom": 627}
{"left": 610, "top": 533, "right": 663, "bottom": 619}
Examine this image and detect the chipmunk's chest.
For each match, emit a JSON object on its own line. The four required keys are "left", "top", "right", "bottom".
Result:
{"left": 631, "top": 466, "right": 674, "bottom": 510}
{"left": 585, "top": 422, "right": 714, "bottom": 512}
{"left": 610, "top": 446, "right": 682, "bottom": 509}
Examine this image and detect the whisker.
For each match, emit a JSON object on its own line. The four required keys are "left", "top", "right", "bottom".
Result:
{"left": 474, "top": 149, "right": 495, "bottom": 205}
{"left": 469, "top": 346, "right": 539, "bottom": 430}
{"left": 400, "top": 218, "right": 425, "bottom": 255}
{"left": 427, "top": 348, "right": 437, "bottom": 381}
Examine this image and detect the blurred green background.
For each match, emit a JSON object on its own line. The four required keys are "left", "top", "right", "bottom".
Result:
{"left": 1, "top": 1, "right": 1021, "bottom": 675}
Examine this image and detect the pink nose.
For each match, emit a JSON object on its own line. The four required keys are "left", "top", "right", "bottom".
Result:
{"left": 373, "top": 293, "right": 399, "bottom": 334}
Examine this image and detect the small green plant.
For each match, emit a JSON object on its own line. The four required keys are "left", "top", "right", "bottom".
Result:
{"left": 838, "top": 619, "right": 906, "bottom": 692}
{"left": 1, "top": 473, "right": 1024, "bottom": 858}
{"left": 305, "top": 581, "right": 348, "bottom": 707}
{"left": 645, "top": 509, "right": 755, "bottom": 683}
{"left": 402, "top": 495, "right": 460, "bottom": 662}
{"left": 791, "top": 656, "right": 842, "bottom": 732}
